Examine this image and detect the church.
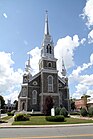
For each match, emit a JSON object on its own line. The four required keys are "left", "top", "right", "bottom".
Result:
{"left": 18, "top": 12, "right": 69, "bottom": 112}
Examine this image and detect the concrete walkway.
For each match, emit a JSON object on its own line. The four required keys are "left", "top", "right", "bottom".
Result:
{"left": 70, "top": 115, "right": 93, "bottom": 120}
{"left": 0, "top": 116, "right": 14, "bottom": 127}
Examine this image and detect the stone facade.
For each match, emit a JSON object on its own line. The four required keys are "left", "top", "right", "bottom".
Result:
{"left": 18, "top": 12, "right": 69, "bottom": 112}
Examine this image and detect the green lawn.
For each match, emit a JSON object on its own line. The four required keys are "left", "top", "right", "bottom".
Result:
{"left": 12, "top": 116, "right": 93, "bottom": 125}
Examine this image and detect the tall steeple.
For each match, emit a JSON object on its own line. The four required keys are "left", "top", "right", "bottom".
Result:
{"left": 41, "top": 11, "right": 54, "bottom": 59}
{"left": 44, "top": 10, "right": 49, "bottom": 35}
{"left": 61, "top": 57, "right": 66, "bottom": 77}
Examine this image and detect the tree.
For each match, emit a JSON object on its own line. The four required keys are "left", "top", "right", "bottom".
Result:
{"left": 0, "top": 95, "right": 5, "bottom": 109}
{"left": 88, "top": 107, "right": 93, "bottom": 117}
{"left": 43, "top": 96, "right": 54, "bottom": 116}
{"left": 60, "top": 107, "right": 68, "bottom": 117}
{"left": 70, "top": 98, "right": 76, "bottom": 111}
{"left": 13, "top": 100, "right": 18, "bottom": 110}
{"left": 80, "top": 107, "right": 88, "bottom": 117}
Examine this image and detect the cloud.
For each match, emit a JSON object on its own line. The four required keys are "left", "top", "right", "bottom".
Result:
{"left": 81, "top": 0, "right": 93, "bottom": 28}
{"left": 0, "top": 52, "right": 23, "bottom": 103}
{"left": 54, "top": 35, "right": 86, "bottom": 75}
{"left": 27, "top": 47, "right": 41, "bottom": 75}
{"left": 88, "top": 30, "right": 93, "bottom": 43}
{"left": 86, "top": 90, "right": 93, "bottom": 98}
{"left": 69, "top": 52, "right": 93, "bottom": 98}
{"left": 90, "top": 53, "right": 93, "bottom": 64}
{"left": 3, "top": 13, "right": 8, "bottom": 19}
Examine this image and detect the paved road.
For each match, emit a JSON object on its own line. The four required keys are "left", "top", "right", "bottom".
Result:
{"left": 0, "top": 125, "right": 93, "bottom": 139}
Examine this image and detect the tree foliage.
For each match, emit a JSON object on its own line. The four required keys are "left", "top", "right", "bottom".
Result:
{"left": 13, "top": 100, "right": 18, "bottom": 110}
{"left": 60, "top": 107, "right": 68, "bottom": 117}
{"left": 88, "top": 107, "right": 93, "bottom": 117}
{"left": 0, "top": 95, "right": 5, "bottom": 109}
{"left": 70, "top": 99, "right": 76, "bottom": 110}
{"left": 80, "top": 108, "right": 88, "bottom": 117}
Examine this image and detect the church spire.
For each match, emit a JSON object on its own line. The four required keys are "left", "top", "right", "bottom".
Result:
{"left": 44, "top": 10, "right": 49, "bottom": 35}
{"left": 41, "top": 11, "right": 54, "bottom": 59}
{"left": 61, "top": 57, "right": 66, "bottom": 77}
{"left": 25, "top": 54, "right": 31, "bottom": 73}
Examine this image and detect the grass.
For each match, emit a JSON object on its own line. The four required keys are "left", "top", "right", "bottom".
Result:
{"left": 12, "top": 116, "right": 93, "bottom": 125}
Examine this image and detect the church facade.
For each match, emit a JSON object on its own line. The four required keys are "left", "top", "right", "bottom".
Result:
{"left": 18, "top": 12, "right": 69, "bottom": 112}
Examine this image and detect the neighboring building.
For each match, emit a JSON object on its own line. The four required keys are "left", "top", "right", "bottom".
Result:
{"left": 75, "top": 95, "right": 91, "bottom": 111}
{"left": 4, "top": 100, "right": 15, "bottom": 112}
{"left": 18, "top": 12, "right": 69, "bottom": 112}
{"left": 87, "top": 99, "right": 93, "bottom": 108}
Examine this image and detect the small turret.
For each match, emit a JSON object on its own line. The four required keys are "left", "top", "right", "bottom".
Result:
{"left": 61, "top": 57, "right": 66, "bottom": 77}
{"left": 23, "top": 54, "right": 32, "bottom": 83}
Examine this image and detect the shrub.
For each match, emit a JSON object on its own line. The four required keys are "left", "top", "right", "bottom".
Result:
{"left": 14, "top": 114, "right": 30, "bottom": 121}
{"left": 70, "top": 111, "right": 80, "bottom": 115}
{"left": 7, "top": 112, "right": 14, "bottom": 116}
{"left": 60, "top": 107, "right": 68, "bottom": 117}
{"left": 30, "top": 113, "right": 44, "bottom": 116}
{"left": 46, "top": 115, "right": 65, "bottom": 122}
{"left": 80, "top": 108, "right": 87, "bottom": 117}
{"left": 55, "top": 107, "right": 61, "bottom": 116}
{"left": 88, "top": 107, "right": 93, "bottom": 117}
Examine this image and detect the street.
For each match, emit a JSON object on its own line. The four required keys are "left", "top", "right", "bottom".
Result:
{"left": 0, "top": 125, "right": 93, "bottom": 139}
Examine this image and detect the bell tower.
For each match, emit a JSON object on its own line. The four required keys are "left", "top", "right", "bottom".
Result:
{"left": 39, "top": 11, "right": 59, "bottom": 112}
{"left": 39, "top": 11, "right": 57, "bottom": 71}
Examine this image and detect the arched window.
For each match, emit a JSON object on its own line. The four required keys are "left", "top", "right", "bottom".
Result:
{"left": 32, "top": 90, "right": 37, "bottom": 105}
{"left": 49, "top": 46, "right": 51, "bottom": 54}
{"left": 22, "top": 102, "right": 25, "bottom": 110}
{"left": 48, "top": 62, "right": 52, "bottom": 68}
{"left": 46, "top": 44, "right": 52, "bottom": 54}
{"left": 46, "top": 45, "right": 48, "bottom": 53}
{"left": 48, "top": 75, "right": 53, "bottom": 92}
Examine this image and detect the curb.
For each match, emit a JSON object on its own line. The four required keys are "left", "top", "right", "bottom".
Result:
{"left": 1, "top": 123, "right": 93, "bottom": 128}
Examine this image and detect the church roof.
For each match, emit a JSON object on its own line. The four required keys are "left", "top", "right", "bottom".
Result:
{"left": 29, "top": 72, "right": 41, "bottom": 82}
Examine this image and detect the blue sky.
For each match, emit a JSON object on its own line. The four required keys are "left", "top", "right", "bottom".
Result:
{"left": 0, "top": 0, "right": 93, "bottom": 103}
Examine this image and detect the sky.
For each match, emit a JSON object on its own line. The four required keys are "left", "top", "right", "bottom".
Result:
{"left": 0, "top": 0, "right": 93, "bottom": 103}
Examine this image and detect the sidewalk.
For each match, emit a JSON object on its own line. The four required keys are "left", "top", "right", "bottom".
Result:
{"left": 0, "top": 116, "right": 14, "bottom": 127}
{"left": 70, "top": 115, "right": 93, "bottom": 120}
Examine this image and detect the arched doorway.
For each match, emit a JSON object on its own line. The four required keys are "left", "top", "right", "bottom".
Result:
{"left": 22, "top": 102, "right": 25, "bottom": 110}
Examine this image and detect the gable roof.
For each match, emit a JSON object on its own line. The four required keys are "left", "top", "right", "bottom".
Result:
{"left": 58, "top": 76, "right": 66, "bottom": 85}
{"left": 29, "top": 72, "right": 41, "bottom": 82}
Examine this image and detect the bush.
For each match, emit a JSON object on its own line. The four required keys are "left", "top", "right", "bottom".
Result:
{"left": 55, "top": 107, "right": 61, "bottom": 116}
{"left": 88, "top": 107, "right": 93, "bottom": 117}
{"left": 14, "top": 114, "right": 30, "bottom": 121}
{"left": 80, "top": 108, "right": 88, "bottom": 117}
{"left": 46, "top": 115, "right": 65, "bottom": 122}
{"left": 30, "top": 113, "right": 44, "bottom": 116}
{"left": 60, "top": 107, "right": 68, "bottom": 117}
{"left": 7, "top": 112, "right": 14, "bottom": 116}
{"left": 70, "top": 111, "right": 80, "bottom": 115}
